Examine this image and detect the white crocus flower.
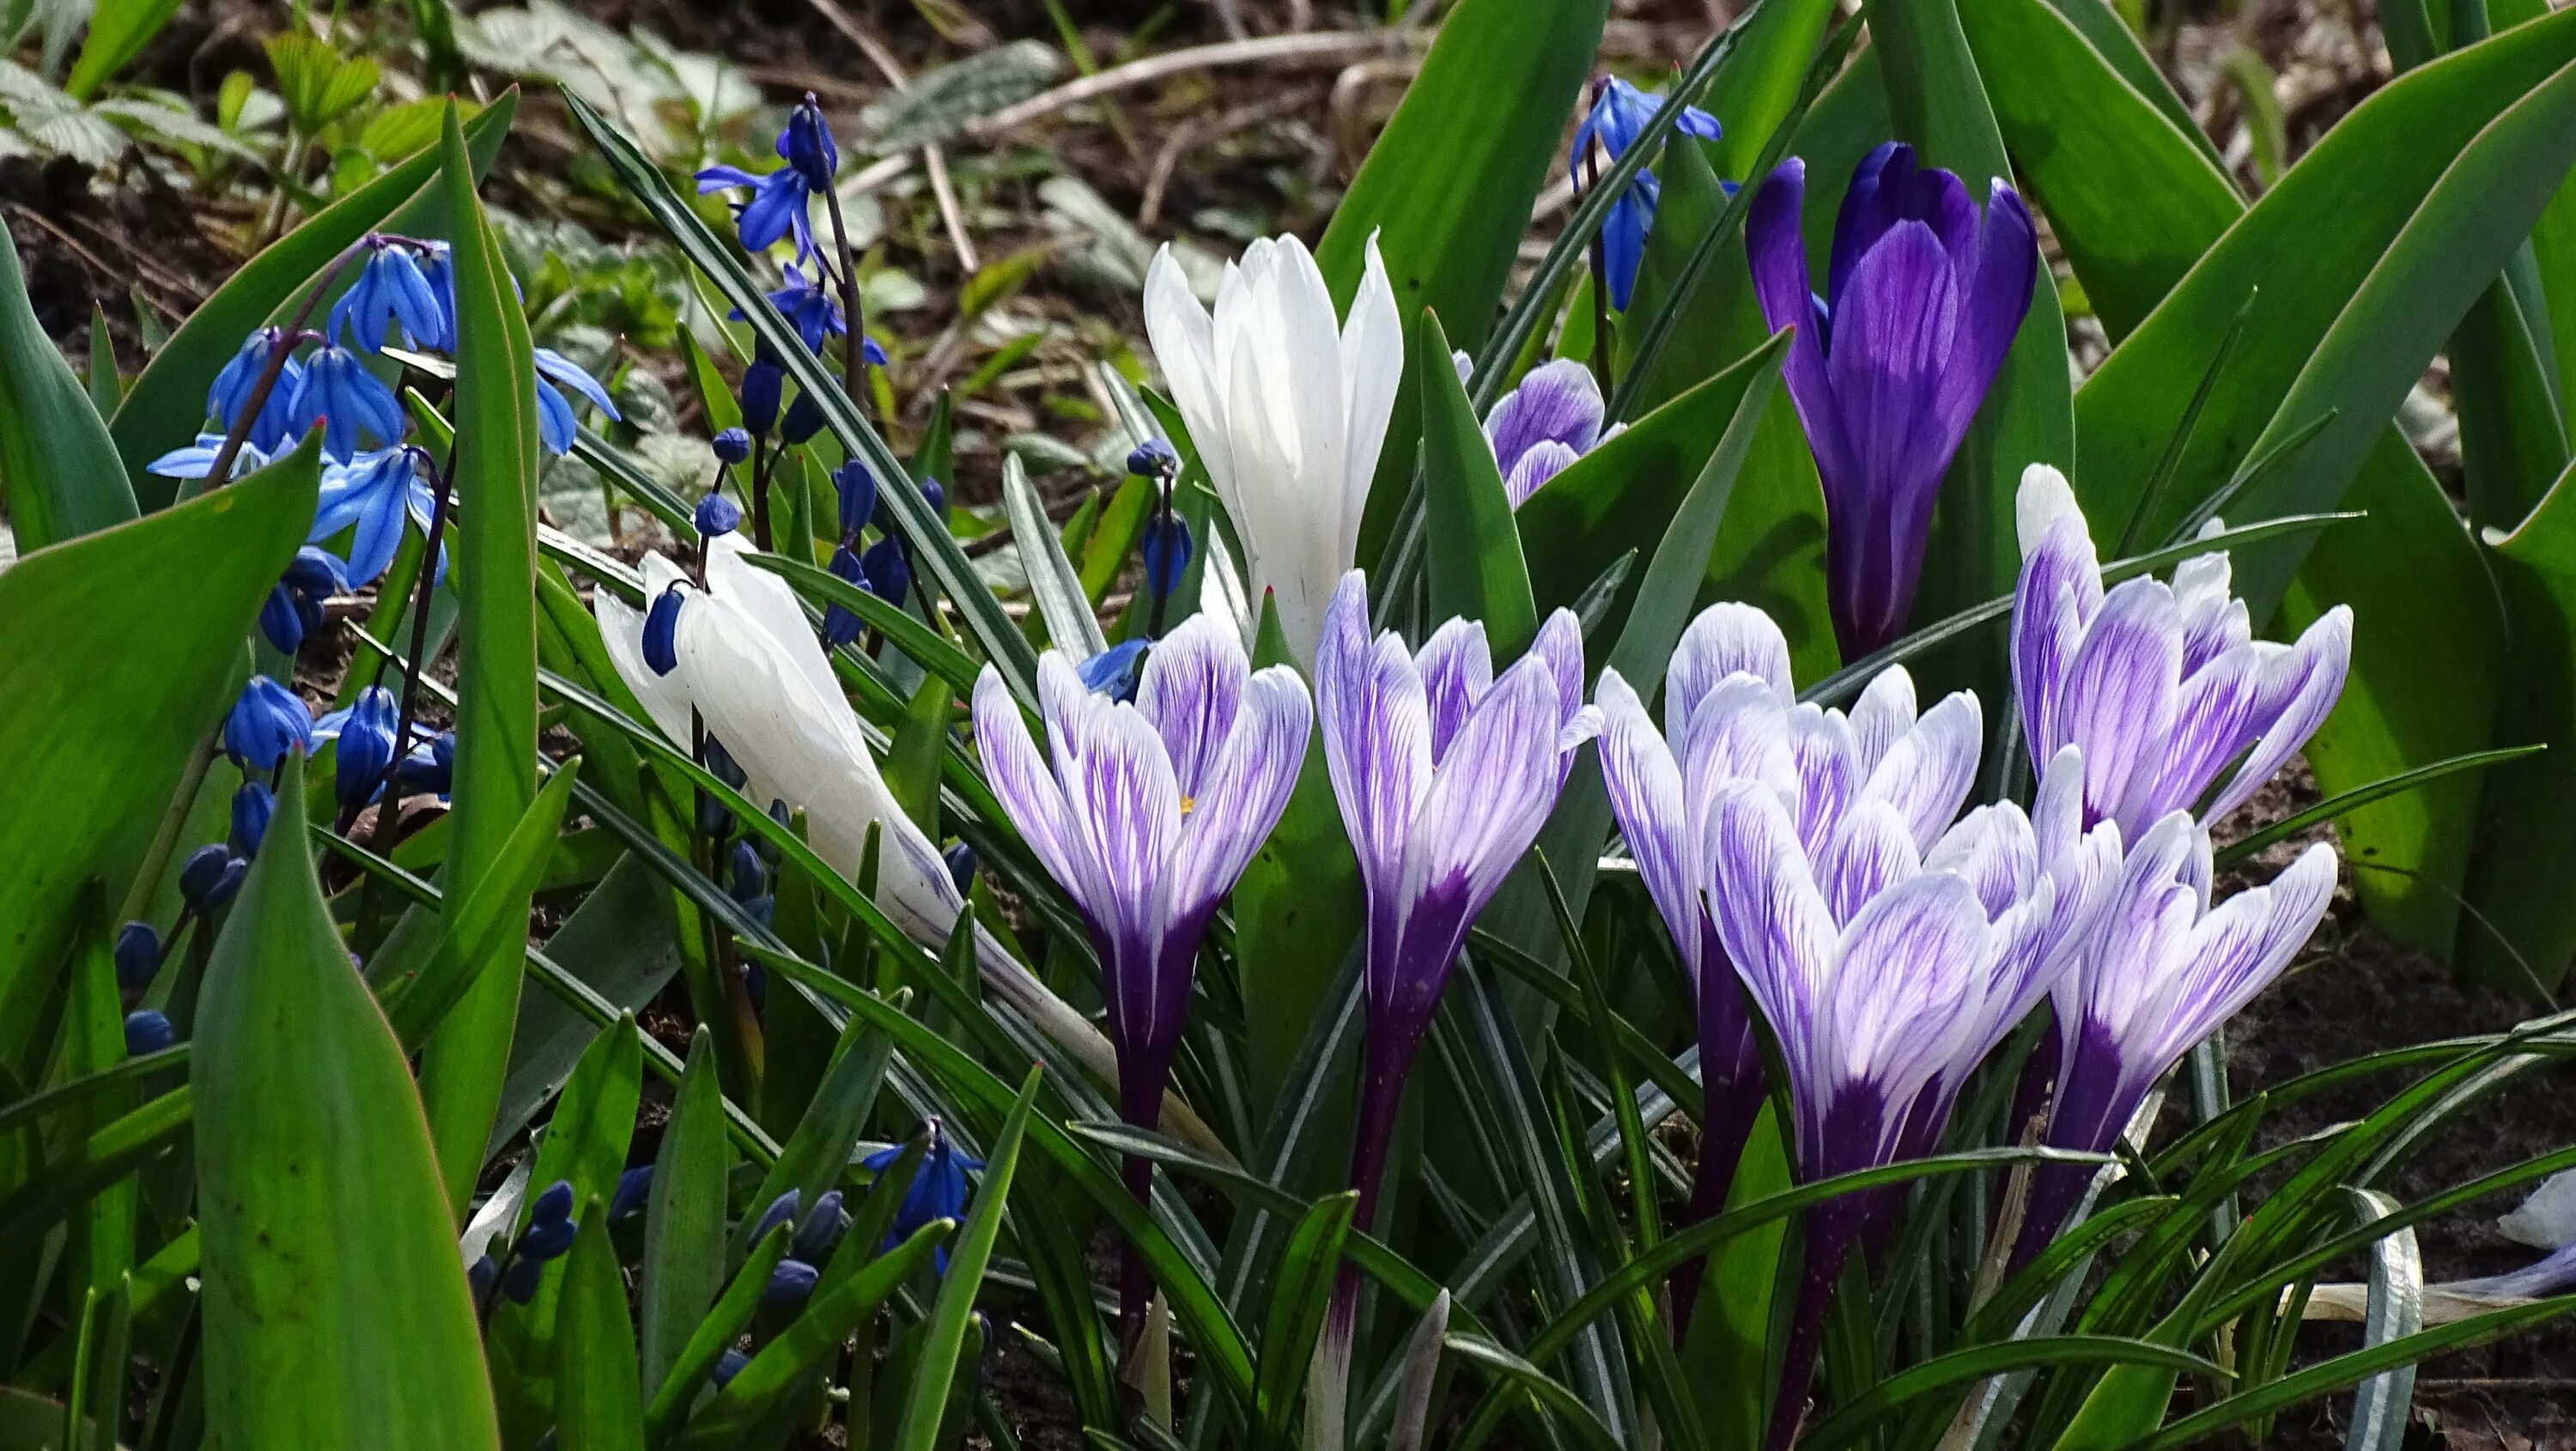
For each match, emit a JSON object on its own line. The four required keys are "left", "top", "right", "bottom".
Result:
{"left": 596, "top": 533, "right": 1224, "bottom": 1152}
{"left": 1143, "top": 232, "right": 1403, "bottom": 669}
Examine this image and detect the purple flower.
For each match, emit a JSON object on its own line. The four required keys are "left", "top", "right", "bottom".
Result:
{"left": 1747, "top": 143, "right": 2038, "bottom": 658}
{"left": 532, "top": 348, "right": 622, "bottom": 456}
{"left": 1314, "top": 571, "right": 1600, "bottom": 1220}
{"left": 2012, "top": 464, "right": 2352, "bottom": 841}
{"left": 1572, "top": 77, "right": 1723, "bottom": 311}
{"left": 971, "top": 616, "right": 1308, "bottom": 1302}
{"left": 1484, "top": 360, "right": 1610, "bottom": 507}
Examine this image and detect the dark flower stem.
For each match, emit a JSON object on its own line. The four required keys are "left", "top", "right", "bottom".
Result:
{"left": 1581, "top": 113, "right": 1616, "bottom": 414}
{"left": 368, "top": 446, "right": 459, "bottom": 861}
{"left": 201, "top": 247, "right": 360, "bottom": 493}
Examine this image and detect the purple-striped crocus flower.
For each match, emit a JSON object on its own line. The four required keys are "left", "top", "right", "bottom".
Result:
{"left": 971, "top": 614, "right": 1309, "bottom": 1327}
{"left": 1484, "top": 358, "right": 1613, "bottom": 507}
{"left": 1314, "top": 570, "right": 1601, "bottom": 1221}
{"left": 1747, "top": 143, "right": 2038, "bottom": 658}
{"left": 2012, "top": 464, "right": 2352, "bottom": 842}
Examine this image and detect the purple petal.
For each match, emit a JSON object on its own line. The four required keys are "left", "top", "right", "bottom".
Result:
{"left": 1416, "top": 617, "right": 1492, "bottom": 763}
{"left": 1747, "top": 160, "right": 1849, "bottom": 493}
{"left": 1054, "top": 690, "right": 1183, "bottom": 988}
{"left": 2120, "top": 644, "right": 2269, "bottom": 830}
{"left": 2135, "top": 842, "right": 2336, "bottom": 1076}
{"left": 1845, "top": 665, "right": 1917, "bottom": 775}
{"left": 1667, "top": 601, "right": 1794, "bottom": 737}
{"left": 1165, "top": 665, "right": 1313, "bottom": 931}
{"left": 2202, "top": 606, "right": 2351, "bottom": 824}
{"left": 1136, "top": 613, "right": 1249, "bottom": 801}
{"left": 1822, "top": 871, "right": 1992, "bottom": 1136}
{"left": 1485, "top": 360, "right": 1604, "bottom": 477}
{"left": 1702, "top": 780, "right": 1835, "bottom": 1085}
{"left": 1923, "top": 801, "right": 2038, "bottom": 920}
{"left": 1315, "top": 572, "right": 1431, "bottom": 894}
{"left": 1597, "top": 670, "right": 1702, "bottom": 975}
{"left": 974, "top": 664, "right": 1097, "bottom": 921}
{"left": 1678, "top": 675, "right": 1794, "bottom": 811}
{"left": 1826, "top": 143, "right": 1908, "bottom": 312}
{"left": 1931, "top": 180, "right": 2038, "bottom": 450}
{"left": 1528, "top": 608, "right": 1589, "bottom": 728}
{"left": 1819, "top": 800, "right": 1919, "bottom": 926}
{"left": 1820, "top": 221, "right": 1961, "bottom": 650}
{"left": 1505, "top": 440, "right": 1583, "bottom": 508}
{"left": 2013, "top": 464, "right": 2105, "bottom": 756}
{"left": 2059, "top": 577, "right": 2184, "bottom": 832}
{"left": 1784, "top": 704, "right": 1860, "bottom": 853}
{"left": 1860, "top": 688, "right": 1981, "bottom": 853}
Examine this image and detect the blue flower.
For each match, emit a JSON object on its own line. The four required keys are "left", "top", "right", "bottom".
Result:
{"left": 861, "top": 536, "right": 909, "bottom": 606}
{"left": 1076, "top": 639, "right": 1149, "bottom": 703}
{"left": 762, "top": 1258, "right": 819, "bottom": 1309}
{"left": 328, "top": 238, "right": 450, "bottom": 352}
{"left": 124, "top": 1010, "right": 175, "bottom": 1056}
{"left": 821, "top": 543, "right": 868, "bottom": 648}
{"left": 177, "top": 844, "right": 245, "bottom": 912}
{"left": 608, "top": 1165, "right": 653, "bottom": 1223}
{"left": 148, "top": 434, "right": 271, "bottom": 484}
{"left": 260, "top": 546, "right": 348, "bottom": 655}
{"left": 781, "top": 96, "right": 837, "bottom": 191}
{"left": 944, "top": 841, "right": 977, "bottom": 897}
{"left": 793, "top": 1189, "right": 848, "bottom": 1261}
{"left": 1126, "top": 439, "right": 1177, "bottom": 477}
{"left": 397, "top": 730, "right": 455, "bottom": 799}
{"left": 229, "top": 781, "right": 275, "bottom": 858}
{"left": 744, "top": 263, "right": 843, "bottom": 350}
{"left": 712, "top": 428, "right": 752, "bottom": 464}
{"left": 728, "top": 840, "right": 767, "bottom": 902}
{"left": 741, "top": 355, "right": 784, "bottom": 435}
{"left": 312, "top": 446, "right": 439, "bottom": 588}
{"left": 748, "top": 1188, "right": 799, "bottom": 1248}
{"left": 467, "top": 1254, "right": 501, "bottom": 1304}
{"left": 860, "top": 1120, "right": 983, "bottom": 1271}
{"left": 711, "top": 1350, "right": 749, "bottom": 1388}
{"left": 208, "top": 329, "right": 307, "bottom": 453}
{"left": 331, "top": 685, "right": 400, "bottom": 810}
{"left": 781, "top": 391, "right": 826, "bottom": 445}
{"left": 833, "top": 462, "right": 876, "bottom": 537}
{"left": 501, "top": 1254, "right": 544, "bottom": 1304}
{"left": 643, "top": 587, "right": 685, "bottom": 676}
{"left": 114, "top": 922, "right": 160, "bottom": 991}
{"left": 920, "top": 476, "right": 945, "bottom": 520}
{"left": 696, "top": 163, "right": 815, "bottom": 258}
{"left": 532, "top": 348, "right": 622, "bottom": 456}
{"left": 1572, "top": 76, "right": 1723, "bottom": 311}
{"left": 694, "top": 491, "right": 743, "bottom": 537}
{"left": 225, "top": 676, "right": 313, "bottom": 770}
{"left": 415, "top": 242, "right": 458, "bottom": 350}
{"left": 286, "top": 343, "right": 405, "bottom": 459}
{"left": 1141, "top": 514, "right": 1192, "bottom": 604}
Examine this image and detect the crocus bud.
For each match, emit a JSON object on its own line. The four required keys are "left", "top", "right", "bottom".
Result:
{"left": 335, "top": 686, "right": 399, "bottom": 811}
{"left": 124, "top": 1009, "right": 174, "bottom": 1056}
{"left": 225, "top": 676, "right": 312, "bottom": 770}
{"left": 530, "top": 1179, "right": 574, "bottom": 1226}
{"left": 609, "top": 1164, "right": 653, "bottom": 1223}
{"left": 944, "top": 841, "right": 977, "bottom": 897}
{"left": 694, "top": 491, "right": 742, "bottom": 537}
{"left": 643, "top": 587, "right": 684, "bottom": 677}
{"left": 728, "top": 840, "right": 766, "bottom": 902}
{"left": 920, "top": 477, "right": 946, "bottom": 521}
{"left": 761, "top": 1258, "right": 819, "bottom": 1310}
{"left": 1126, "top": 440, "right": 1176, "bottom": 477}
{"left": 748, "top": 1189, "right": 800, "bottom": 1248}
{"left": 834, "top": 462, "right": 877, "bottom": 537}
{"left": 179, "top": 844, "right": 235, "bottom": 911}
{"left": 781, "top": 391, "right": 825, "bottom": 445}
{"left": 711, "top": 427, "right": 752, "bottom": 464}
{"left": 1142, "top": 514, "right": 1193, "bottom": 602}
{"left": 114, "top": 922, "right": 160, "bottom": 991}
{"left": 793, "top": 1189, "right": 848, "bottom": 1261}
{"left": 741, "top": 360, "right": 783, "bottom": 436}
{"left": 861, "top": 537, "right": 909, "bottom": 605}
{"left": 229, "top": 781, "right": 276, "bottom": 858}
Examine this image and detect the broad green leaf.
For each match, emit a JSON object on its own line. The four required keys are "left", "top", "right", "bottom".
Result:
{"left": 0, "top": 214, "right": 134, "bottom": 549}
{"left": 64, "top": 0, "right": 181, "bottom": 98}
{"left": 490, "top": 855, "right": 682, "bottom": 1154}
{"left": 1004, "top": 452, "right": 1108, "bottom": 657}
{"left": 641, "top": 1028, "right": 732, "bottom": 1399}
{"left": 2471, "top": 456, "right": 2576, "bottom": 993}
{"left": 1416, "top": 308, "right": 1539, "bottom": 657}
{"left": 419, "top": 101, "right": 547, "bottom": 1213}
{"left": 641, "top": 1223, "right": 793, "bottom": 1445}
{"left": 555, "top": 1209, "right": 645, "bottom": 1451}
{"left": 193, "top": 754, "right": 502, "bottom": 1450}
{"left": 0, "top": 440, "right": 314, "bottom": 1078}
{"left": 379, "top": 760, "right": 582, "bottom": 1048}
{"left": 890, "top": 1065, "right": 1042, "bottom": 1451}
{"left": 731, "top": 1004, "right": 893, "bottom": 1262}
{"left": 60, "top": 893, "right": 134, "bottom": 1317}
{"left": 112, "top": 92, "right": 517, "bottom": 504}
{"left": 1254, "top": 1192, "right": 1356, "bottom": 1450}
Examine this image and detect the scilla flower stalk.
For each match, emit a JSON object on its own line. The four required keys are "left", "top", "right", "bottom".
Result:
{"left": 972, "top": 614, "right": 1309, "bottom": 1333}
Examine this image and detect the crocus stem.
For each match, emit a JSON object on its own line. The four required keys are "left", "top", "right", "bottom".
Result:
{"left": 1671, "top": 1059, "right": 1768, "bottom": 1336}
{"left": 1116, "top": 1053, "right": 1172, "bottom": 1350}
{"left": 1765, "top": 1202, "right": 1861, "bottom": 1451}
{"left": 202, "top": 247, "right": 357, "bottom": 493}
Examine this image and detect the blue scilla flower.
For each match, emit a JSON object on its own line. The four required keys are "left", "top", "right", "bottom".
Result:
{"left": 694, "top": 491, "right": 742, "bottom": 537}
{"left": 259, "top": 546, "right": 349, "bottom": 656}
{"left": 501, "top": 1254, "right": 544, "bottom": 1305}
{"left": 781, "top": 95, "right": 837, "bottom": 191}
{"left": 739, "top": 263, "right": 842, "bottom": 352}
{"left": 178, "top": 844, "right": 243, "bottom": 913}
{"left": 643, "top": 587, "right": 685, "bottom": 676}
{"left": 695, "top": 96, "right": 835, "bottom": 262}
{"left": 287, "top": 343, "right": 405, "bottom": 460}
{"left": 1573, "top": 76, "right": 1723, "bottom": 311}
{"left": 415, "top": 242, "right": 458, "bottom": 350}
{"left": 209, "top": 328, "right": 307, "bottom": 454}
{"left": 608, "top": 1164, "right": 653, "bottom": 1224}
{"left": 1126, "top": 439, "right": 1177, "bottom": 477}
{"left": 114, "top": 922, "right": 160, "bottom": 991}
{"left": 328, "top": 237, "right": 450, "bottom": 352}
{"left": 748, "top": 1189, "right": 799, "bottom": 1248}
{"left": 467, "top": 1254, "right": 501, "bottom": 1304}
{"left": 833, "top": 462, "right": 876, "bottom": 537}
{"left": 148, "top": 434, "right": 271, "bottom": 485}
{"left": 1076, "top": 639, "right": 1149, "bottom": 703}
{"left": 225, "top": 676, "right": 313, "bottom": 770}
{"left": 943, "top": 841, "right": 977, "bottom": 898}
{"left": 331, "top": 685, "right": 400, "bottom": 811}
{"left": 728, "top": 841, "right": 767, "bottom": 902}
{"left": 312, "top": 446, "right": 439, "bottom": 588}
{"left": 230, "top": 781, "right": 275, "bottom": 858}
{"left": 712, "top": 428, "right": 752, "bottom": 465}
{"left": 741, "top": 355, "right": 784, "bottom": 436}
{"left": 1142, "top": 514, "right": 1192, "bottom": 604}
{"left": 124, "top": 1010, "right": 175, "bottom": 1056}
{"left": 761, "top": 1258, "right": 819, "bottom": 1310}
{"left": 821, "top": 543, "right": 868, "bottom": 649}
{"left": 532, "top": 348, "right": 622, "bottom": 457}
{"left": 711, "top": 1350, "right": 749, "bottom": 1389}
{"left": 860, "top": 536, "right": 909, "bottom": 606}
{"left": 920, "top": 476, "right": 945, "bottom": 521}
{"left": 781, "top": 391, "right": 826, "bottom": 446}
{"left": 860, "top": 1120, "right": 981, "bottom": 1272}
{"left": 793, "top": 1189, "right": 847, "bottom": 1261}
{"left": 396, "top": 730, "right": 455, "bottom": 799}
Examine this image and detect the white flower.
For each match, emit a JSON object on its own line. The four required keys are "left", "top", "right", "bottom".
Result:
{"left": 1143, "top": 232, "right": 1403, "bottom": 669}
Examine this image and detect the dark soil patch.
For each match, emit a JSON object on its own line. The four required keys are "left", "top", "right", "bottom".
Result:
{"left": 1, "top": 152, "right": 232, "bottom": 368}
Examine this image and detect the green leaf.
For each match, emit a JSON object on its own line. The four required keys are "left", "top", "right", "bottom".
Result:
{"left": 60, "top": 891, "right": 135, "bottom": 1315}
{"left": 264, "top": 32, "right": 380, "bottom": 134}
{"left": 64, "top": 0, "right": 182, "bottom": 98}
{"left": 556, "top": 1207, "right": 646, "bottom": 1451}
{"left": 745, "top": 550, "right": 983, "bottom": 698}
{"left": 1416, "top": 307, "right": 1540, "bottom": 656}
{"left": 2342, "top": 1190, "right": 2424, "bottom": 1451}
{"left": 2466, "top": 458, "right": 2576, "bottom": 991}
{"left": 193, "top": 754, "right": 502, "bottom": 1450}
{"left": 0, "top": 439, "right": 315, "bottom": 1078}
{"left": 731, "top": 1005, "right": 893, "bottom": 1262}
{"left": 641, "top": 1028, "right": 735, "bottom": 1399}
{"left": 491, "top": 856, "right": 683, "bottom": 1154}
{"left": 110, "top": 94, "right": 516, "bottom": 504}
{"left": 641, "top": 1223, "right": 793, "bottom": 1445}
{"left": 0, "top": 214, "right": 134, "bottom": 550}
{"left": 379, "top": 760, "right": 583, "bottom": 1049}
{"left": 420, "top": 100, "right": 547, "bottom": 1214}
{"left": 2214, "top": 745, "right": 2544, "bottom": 869}
{"left": 1254, "top": 1192, "right": 1356, "bottom": 1450}
{"left": 890, "top": 1065, "right": 1042, "bottom": 1451}
{"left": 1003, "top": 451, "right": 1107, "bottom": 657}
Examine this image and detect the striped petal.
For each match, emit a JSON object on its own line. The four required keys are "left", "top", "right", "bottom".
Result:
{"left": 1315, "top": 572, "right": 1431, "bottom": 892}
{"left": 1136, "top": 612, "right": 1249, "bottom": 801}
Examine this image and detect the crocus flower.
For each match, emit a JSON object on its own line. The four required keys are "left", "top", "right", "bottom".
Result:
{"left": 1747, "top": 143, "right": 2038, "bottom": 657}
{"left": 208, "top": 328, "right": 305, "bottom": 454}
{"left": 593, "top": 536, "right": 1222, "bottom": 1149}
{"left": 532, "top": 348, "right": 622, "bottom": 456}
{"left": 972, "top": 615, "right": 1309, "bottom": 1322}
{"left": 1315, "top": 571, "right": 1600, "bottom": 1219}
{"left": 1142, "top": 234, "right": 1401, "bottom": 667}
{"left": 2011, "top": 464, "right": 2352, "bottom": 842}
{"left": 860, "top": 1120, "right": 981, "bottom": 1272}
{"left": 287, "top": 343, "right": 405, "bottom": 460}
{"left": 149, "top": 434, "right": 270, "bottom": 484}
{"left": 1572, "top": 76, "right": 1723, "bottom": 311}
{"left": 329, "top": 237, "right": 450, "bottom": 352}
{"left": 224, "top": 676, "right": 313, "bottom": 770}
{"left": 311, "top": 446, "right": 440, "bottom": 587}
{"left": 1484, "top": 359, "right": 1609, "bottom": 507}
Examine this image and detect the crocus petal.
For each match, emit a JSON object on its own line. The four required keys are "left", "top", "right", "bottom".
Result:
{"left": 1747, "top": 160, "right": 1847, "bottom": 496}
{"left": 706, "top": 533, "right": 843, "bottom": 708}
{"left": 1784, "top": 704, "right": 1860, "bottom": 852}
{"left": 1340, "top": 235, "right": 1405, "bottom": 568}
{"left": 1142, "top": 246, "right": 1232, "bottom": 503}
{"left": 2058, "top": 577, "right": 2184, "bottom": 832}
{"left": 1416, "top": 617, "right": 1493, "bottom": 763}
{"left": 1860, "top": 688, "right": 1981, "bottom": 853}
{"left": 1825, "top": 143, "right": 1906, "bottom": 311}
{"left": 1931, "top": 180, "right": 2038, "bottom": 449}
{"left": 1164, "top": 665, "right": 1311, "bottom": 930}
{"left": 1822, "top": 871, "right": 1992, "bottom": 1143}
{"left": 1485, "top": 359, "right": 1605, "bottom": 477}
{"left": 1845, "top": 664, "right": 1918, "bottom": 775}
{"left": 972, "top": 664, "right": 1097, "bottom": 923}
{"left": 1703, "top": 780, "right": 1836, "bottom": 1090}
{"left": 1819, "top": 799, "right": 1920, "bottom": 926}
{"left": 2202, "top": 606, "right": 2352, "bottom": 824}
{"left": 1819, "top": 220, "right": 1959, "bottom": 653}
{"left": 1056, "top": 696, "right": 1185, "bottom": 1019}
{"left": 1668, "top": 600, "right": 1795, "bottom": 735}
{"left": 1504, "top": 440, "right": 1583, "bottom": 508}
{"left": 1315, "top": 573, "right": 1431, "bottom": 892}
{"left": 1135, "top": 612, "right": 1249, "bottom": 800}
{"left": 1597, "top": 669, "right": 1701, "bottom": 977}
{"left": 2134, "top": 841, "right": 2337, "bottom": 1078}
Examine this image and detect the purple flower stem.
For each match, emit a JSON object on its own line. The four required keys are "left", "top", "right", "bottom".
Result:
{"left": 1671, "top": 1005, "right": 1769, "bottom": 1337}
{"left": 1765, "top": 1199, "right": 1863, "bottom": 1451}
{"left": 1116, "top": 1046, "right": 1180, "bottom": 1350}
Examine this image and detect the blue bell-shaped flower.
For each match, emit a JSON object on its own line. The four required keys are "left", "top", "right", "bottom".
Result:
{"left": 334, "top": 685, "right": 400, "bottom": 810}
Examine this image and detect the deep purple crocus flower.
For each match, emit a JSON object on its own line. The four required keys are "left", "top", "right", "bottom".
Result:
{"left": 1747, "top": 143, "right": 2038, "bottom": 657}
{"left": 1484, "top": 359, "right": 1611, "bottom": 507}
{"left": 532, "top": 347, "right": 622, "bottom": 456}
{"left": 973, "top": 613, "right": 1309, "bottom": 1328}
{"left": 1314, "top": 570, "right": 1600, "bottom": 1223}
{"left": 2012, "top": 464, "right": 2352, "bottom": 841}
{"left": 286, "top": 343, "right": 405, "bottom": 460}
{"left": 1572, "top": 76, "right": 1723, "bottom": 312}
